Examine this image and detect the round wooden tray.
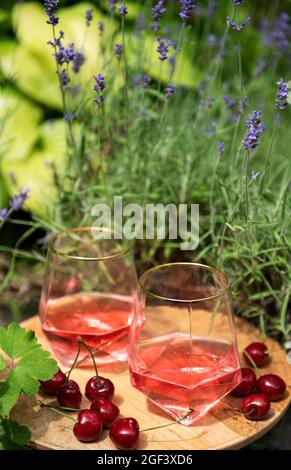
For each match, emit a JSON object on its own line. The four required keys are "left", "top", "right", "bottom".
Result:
{"left": 11, "top": 315, "right": 290, "bottom": 450}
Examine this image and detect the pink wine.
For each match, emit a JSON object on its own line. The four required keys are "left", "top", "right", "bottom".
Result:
{"left": 41, "top": 292, "right": 135, "bottom": 366}
{"left": 130, "top": 334, "right": 241, "bottom": 425}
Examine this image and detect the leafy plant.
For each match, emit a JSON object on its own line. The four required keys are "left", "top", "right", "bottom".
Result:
{"left": 0, "top": 1, "right": 290, "bottom": 339}
{"left": 0, "top": 322, "right": 58, "bottom": 449}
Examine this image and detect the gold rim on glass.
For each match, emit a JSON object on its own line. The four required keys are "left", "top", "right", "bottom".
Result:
{"left": 138, "top": 262, "right": 230, "bottom": 303}
{"left": 49, "top": 227, "right": 132, "bottom": 261}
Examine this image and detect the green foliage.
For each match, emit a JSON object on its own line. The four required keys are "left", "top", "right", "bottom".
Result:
{"left": 0, "top": 418, "right": 31, "bottom": 450}
{"left": 0, "top": 323, "right": 58, "bottom": 417}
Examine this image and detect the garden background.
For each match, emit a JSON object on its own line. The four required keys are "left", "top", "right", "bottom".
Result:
{"left": 0, "top": 0, "right": 290, "bottom": 448}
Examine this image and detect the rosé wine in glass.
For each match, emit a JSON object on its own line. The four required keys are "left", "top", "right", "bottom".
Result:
{"left": 40, "top": 228, "right": 137, "bottom": 366}
{"left": 129, "top": 263, "right": 241, "bottom": 425}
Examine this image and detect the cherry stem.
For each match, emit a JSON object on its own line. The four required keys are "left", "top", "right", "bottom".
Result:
{"left": 38, "top": 401, "right": 76, "bottom": 422}
{"left": 67, "top": 339, "right": 82, "bottom": 380}
{"left": 243, "top": 350, "right": 261, "bottom": 376}
{"left": 140, "top": 408, "right": 194, "bottom": 433}
{"left": 77, "top": 337, "right": 98, "bottom": 377}
{"left": 233, "top": 406, "right": 256, "bottom": 417}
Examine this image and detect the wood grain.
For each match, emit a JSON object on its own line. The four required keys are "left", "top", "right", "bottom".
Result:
{"left": 10, "top": 315, "right": 291, "bottom": 450}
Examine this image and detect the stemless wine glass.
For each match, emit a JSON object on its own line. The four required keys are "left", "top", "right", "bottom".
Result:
{"left": 40, "top": 227, "right": 137, "bottom": 366}
{"left": 129, "top": 262, "right": 241, "bottom": 425}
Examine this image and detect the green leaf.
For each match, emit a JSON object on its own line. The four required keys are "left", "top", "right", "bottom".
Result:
{"left": 8, "top": 348, "right": 58, "bottom": 396}
{"left": 0, "top": 323, "right": 39, "bottom": 359}
{"left": 1, "top": 119, "right": 67, "bottom": 218}
{"left": 0, "top": 419, "right": 31, "bottom": 450}
{"left": 0, "top": 356, "right": 6, "bottom": 373}
{"left": 0, "top": 381, "right": 20, "bottom": 418}
{"left": 0, "top": 87, "right": 43, "bottom": 162}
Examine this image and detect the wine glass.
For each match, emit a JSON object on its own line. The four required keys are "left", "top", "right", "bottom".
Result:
{"left": 129, "top": 262, "right": 241, "bottom": 425}
{"left": 40, "top": 227, "right": 137, "bottom": 366}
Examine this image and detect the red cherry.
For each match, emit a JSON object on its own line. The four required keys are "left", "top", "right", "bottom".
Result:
{"left": 243, "top": 342, "right": 269, "bottom": 367}
{"left": 240, "top": 393, "right": 270, "bottom": 420}
{"left": 57, "top": 380, "right": 82, "bottom": 409}
{"left": 41, "top": 369, "right": 66, "bottom": 396}
{"left": 90, "top": 398, "right": 119, "bottom": 428}
{"left": 109, "top": 417, "right": 139, "bottom": 450}
{"left": 73, "top": 409, "right": 103, "bottom": 442}
{"left": 231, "top": 368, "right": 257, "bottom": 397}
{"left": 257, "top": 374, "right": 286, "bottom": 401}
{"left": 85, "top": 376, "right": 114, "bottom": 401}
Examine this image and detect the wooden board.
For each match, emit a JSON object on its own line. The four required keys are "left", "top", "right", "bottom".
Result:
{"left": 10, "top": 315, "right": 291, "bottom": 450}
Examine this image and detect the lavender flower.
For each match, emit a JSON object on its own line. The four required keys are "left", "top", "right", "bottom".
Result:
{"left": 135, "top": 13, "right": 145, "bottom": 35}
{"left": 93, "top": 74, "right": 105, "bottom": 105}
{"left": 98, "top": 21, "right": 104, "bottom": 33}
{"left": 60, "top": 69, "right": 70, "bottom": 87}
{"left": 93, "top": 74, "right": 106, "bottom": 92}
{"left": 179, "top": 0, "right": 195, "bottom": 21}
{"left": 64, "top": 113, "right": 75, "bottom": 122}
{"left": 151, "top": 1, "right": 166, "bottom": 31}
{"left": 118, "top": 3, "right": 128, "bottom": 16}
{"left": 243, "top": 111, "right": 264, "bottom": 152}
{"left": 9, "top": 188, "right": 30, "bottom": 211}
{"left": 73, "top": 51, "right": 85, "bottom": 74}
{"left": 217, "top": 142, "right": 225, "bottom": 155}
{"left": 272, "top": 13, "right": 291, "bottom": 54}
{"left": 44, "top": 0, "right": 59, "bottom": 26}
{"left": 108, "top": 0, "right": 117, "bottom": 10}
{"left": 207, "top": 34, "right": 218, "bottom": 48}
{"left": 143, "top": 75, "right": 151, "bottom": 88}
{"left": 227, "top": 15, "right": 251, "bottom": 31}
{"left": 55, "top": 43, "right": 75, "bottom": 65}
{"left": 232, "top": 0, "right": 243, "bottom": 5}
{"left": 0, "top": 208, "right": 8, "bottom": 221}
{"left": 208, "top": 96, "right": 215, "bottom": 108}
{"left": 165, "top": 83, "right": 176, "bottom": 97}
{"left": 114, "top": 43, "right": 124, "bottom": 59}
{"left": 157, "top": 36, "right": 171, "bottom": 61}
{"left": 223, "top": 95, "right": 236, "bottom": 108}
{"left": 275, "top": 79, "right": 289, "bottom": 109}
{"left": 85, "top": 9, "right": 93, "bottom": 27}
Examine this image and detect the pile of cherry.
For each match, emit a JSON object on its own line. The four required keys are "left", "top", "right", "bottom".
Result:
{"left": 231, "top": 341, "right": 287, "bottom": 420}
{"left": 40, "top": 339, "right": 139, "bottom": 449}
{"left": 40, "top": 340, "right": 287, "bottom": 450}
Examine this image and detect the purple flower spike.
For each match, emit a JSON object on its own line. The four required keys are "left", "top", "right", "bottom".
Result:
{"left": 151, "top": 1, "right": 167, "bottom": 31}
{"left": 157, "top": 36, "right": 171, "bottom": 61}
{"left": 227, "top": 15, "right": 251, "bottom": 31}
{"left": 108, "top": 0, "right": 117, "bottom": 10}
{"left": 73, "top": 51, "right": 85, "bottom": 74}
{"left": 165, "top": 84, "right": 176, "bottom": 97}
{"left": 232, "top": 0, "right": 243, "bottom": 5}
{"left": 44, "top": 0, "right": 59, "bottom": 25}
{"left": 217, "top": 142, "right": 225, "bottom": 156}
{"left": 118, "top": 3, "right": 128, "bottom": 16}
{"left": 85, "top": 9, "right": 93, "bottom": 27}
{"left": 275, "top": 79, "right": 289, "bottom": 109}
{"left": 93, "top": 74, "right": 106, "bottom": 92}
{"left": 114, "top": 43, "right": 124, "bottom": 59}
{"left": 223, "top": 95, "right": 236, "bottom": 108}
{"left": 60, "top": 69, "right": 70, "bottom": 87}
{"left": 93, "top": 74, "right": 105, "bottom": 105}
{"left": 98, "top": 21, "right": 104, "bottom": 33}
{"left": 0, "top": 208, "right": 8, "bottom": 221}
{"left": 179, "top": 0, "right": 195, "bottom": 22}
{"left": 243, "top": 111, "right": 265, "bottom": 152}
{"left": 9, "top": 188, "right": 30, "bottom": 211}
